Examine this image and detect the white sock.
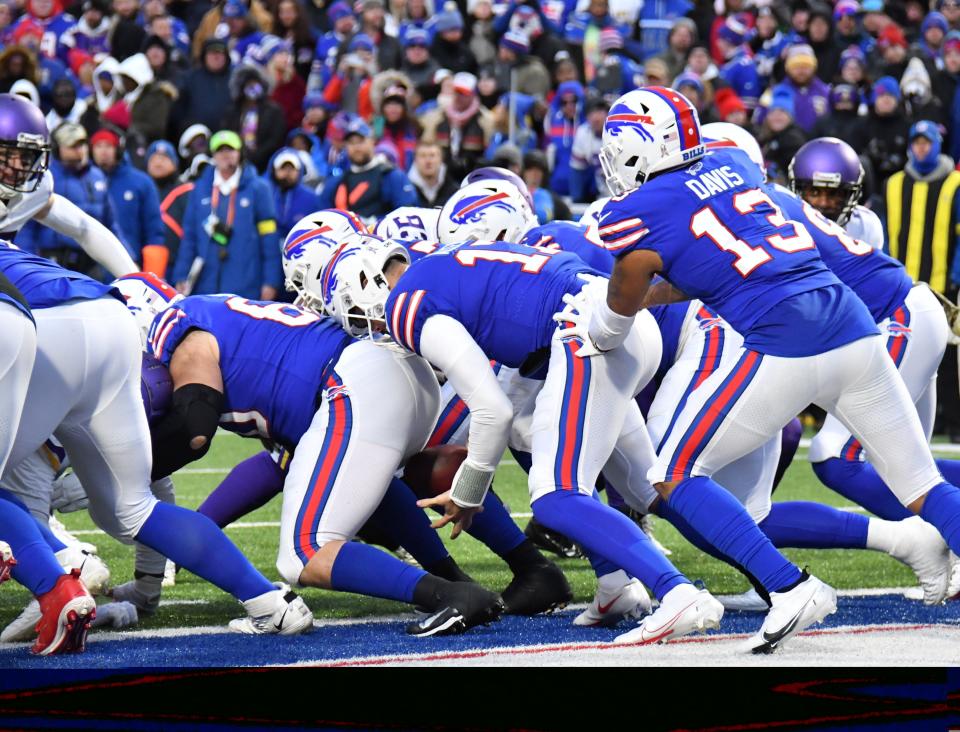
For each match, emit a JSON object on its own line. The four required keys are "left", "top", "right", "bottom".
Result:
{"left": 865, "top": 517, "right": 901, "bottom": 555}
{"left": 243, "top": 583, "right": 283, "bottom": 615}
{"left": 597, "top": 569, "right": 631, "bottom": 592}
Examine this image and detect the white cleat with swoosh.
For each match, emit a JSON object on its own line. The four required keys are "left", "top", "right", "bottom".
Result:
{"left": 614, "top": 583, "right": 723, "bottom": 645}
{"left": 747, "top": 572, "right": 837, "bottom": 654}
{"left": 229, "top": 583, "right": 314, "bottom": 635}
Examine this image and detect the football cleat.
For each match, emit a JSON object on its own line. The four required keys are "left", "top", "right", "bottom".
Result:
{"left": 523, "top": 518, "right": 584, "bottom": 559}
{"left": 887, "top": 516, "right": 951, "bottom": 605}
{"left": 406, "top": 582, "right": 504, "bottom": 637}
{"left": 0, "top": 541, "right": 15, "bottom": 584}
{"left": 55, "top": 546, "right": 110, "bottom": 596}
{"left": 48, "top": 514, "right": 98, "bottom": 555}
{"left": 747, "top": 572, "right": 837, "bottom": 654}
{"left": 228, "top": 583, "right": 314, "bottom": 635}
{"left": 32, "top": 569, "right": 96, "bottom": 655}
{"left": 717, "top": 587, "right": 770, "bottom": 613}
{"left": 614, "top": 583, "right": 723, "bottom": 644}
{"left": 161, "top": 559, "right": 177, "bottom": 588}
{"left": 575, "top": 571, "right": 652, "bottom": 627}
{"left": 501, "top": 560, "right": 572, "bottom": 616}
{"left": 1, "top": 599, "right": 40, "bottom": 642}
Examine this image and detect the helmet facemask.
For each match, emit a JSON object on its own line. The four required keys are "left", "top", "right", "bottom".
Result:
{"left": 0, "top": 134, "right": 50, "bottom": 196}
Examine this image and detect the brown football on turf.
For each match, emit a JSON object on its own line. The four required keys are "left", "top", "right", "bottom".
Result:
{"left": 402, "top": 445, "right": 468, "bottom": 498}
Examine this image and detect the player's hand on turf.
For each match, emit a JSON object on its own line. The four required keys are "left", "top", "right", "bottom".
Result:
{"left": 417, "top": 490, "right": 483, "bottom": 540}
{"left": 553, "top": 293, "right": 607, "bottom": 358}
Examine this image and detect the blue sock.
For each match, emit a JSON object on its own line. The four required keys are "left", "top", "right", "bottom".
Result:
{"left": 0, "top": 498, "right": 64, "bottom": 595}
{"left": 466, "top": 490, "right": 527, "bottom": 557}
{"left": 533, "top": 490, "right": 687, "bottom": 600}
{"left": 365, "top": 478, "right": 449, "bottom": 567}
{"left": 920, "top": 482, "right": 960, "bottom": 555}
{"left": 935, "top": 459, "right": 960, "bottom": 485}
{"left": 812, "top": 458, "right": 912, "bottom": 520}
{"left": 759, "top": 502, "right": 868, "bottom": 549}
{"left": 587, "top": 489, "right": 627, "bottom": 577}
{"left": 655, "top": 499, "right": 731, "bottom": 562}
{"left": 329, "top": 540, "right": 427, "bottom": 603}
{"left": 0, "top": 488, "right": 67, "bottom": 553}
{"left": 135, "top": 502, "right": 274, "bottom": 601}
{"left": 668, "top": 476, "right": 801, "bottom": 593}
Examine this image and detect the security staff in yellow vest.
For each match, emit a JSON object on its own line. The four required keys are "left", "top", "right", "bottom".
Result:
{"left": 886, "top": 120, "right": 960, "bottom": 439}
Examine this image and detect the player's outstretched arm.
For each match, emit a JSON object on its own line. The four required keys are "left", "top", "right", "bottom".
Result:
{"left": 36, "top": 194, "right": 138, "bottom": 277}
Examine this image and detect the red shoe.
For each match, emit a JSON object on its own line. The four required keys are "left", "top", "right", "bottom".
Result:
{"left": 0, "top": 541, "right": 16, "bottom": 584}
{"left": 32, "top": 569, "right": 96, "bottom": 655}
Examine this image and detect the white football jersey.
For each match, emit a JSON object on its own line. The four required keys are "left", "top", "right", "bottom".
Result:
{"left": 844, "top": 205, "right": 884, "bottom": 251}
{"left": 0, "top": 169, "right": 52, "bottom": 236}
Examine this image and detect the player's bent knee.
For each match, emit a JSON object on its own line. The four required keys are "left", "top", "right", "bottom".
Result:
{"left": 655, "top": 480, "right": 679, "bottom": 500}
{"left": 297, "top": 540, "right": 345, "bottom": 589}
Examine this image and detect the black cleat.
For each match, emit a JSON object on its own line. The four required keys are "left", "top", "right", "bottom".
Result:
{"left": 407, "top": 582, "right": 504, "bottom": 637}
{"left": 524, "top": 517, "right": 584, "bottom": 559}
{"left": 501, "top": 560, "right": 573, "bottom": 616}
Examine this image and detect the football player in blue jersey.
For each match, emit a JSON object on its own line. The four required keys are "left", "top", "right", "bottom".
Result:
{"left": 589, "top": 86, "right": 960, "bottom": 652}
{"left": 0, "top": 244, "right": 318, "bottom": 643}
{"left": 146, "top": 268, "right": 504, "bottom": 636}
{"left": 320, "top": 231, "right": 729, "bottom": 645}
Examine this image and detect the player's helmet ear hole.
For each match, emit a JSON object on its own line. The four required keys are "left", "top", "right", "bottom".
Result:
{"left": 625, "top": 155, "right": 639, "bottom": 167}
{"left": 359, "top": 272, "right": 368, "bottom": 289}
{"left": 496, "top": 229, "right": 507, "bottom": 241}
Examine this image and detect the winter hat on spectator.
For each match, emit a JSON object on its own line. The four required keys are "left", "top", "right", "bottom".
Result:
{"left": 922, "top": 11, "right": 949, "bottom": 35}
{"left": 861, "top": 0, "right": 883, "bottom": 11}
{"left": 910, "top": 119, "right": 942, "bottom": 144}
{"left": 829, "top": 83, "right": 860, "bottom": 110}
{"left": 327, "top": 1, "right": 353, "bottom": 23}
{"left": 90, "top": 127, "right": 120, "bottom": 148}
{"left": 222, "top": 0, "right": 249, "bottom": 19}
{"left": 599, "top": 27, "right": 624, "bottom": 52}
{"left": 785, "top": 43, "right": 817, "bottom": 73}
{"left": 839, "top": 45, "right": 866, "bottom": 71}
{"left": 714, "top": 87, "right": 746, "bottom": 121}
{"left": 870, "top": 75, "right": 901, "bottom": 103}
{"left": 877, "top": 23, "right": 908, "bottom": 49}
{"left": 900, "top": 56, "right": 932, "bottom": 101}
{"left": 68, "top": 48, "right": 94, "bottom": 77}
{"left": 944, "top": 30, "right": 960, "bottom": 55}
{"left": 403, "top": 27, "right": 430, "bottom": 48}
{"left": 833, "top": 0, "right": 859, "bottom": 19}
{"left": 908, "top": 120, "right": 943, "bottom": 175}
{"left": 349, "top": 33, "right": 375, "bottom": 53}
{"left": 717, "top": 15, "right": 747, "bottom": 46}
{"left": 178, "top": 123, "right": 211, "bottom": 158}
{"left": 500, "top": 30, "right": 530, "bottom": 55}
{"left": 453, "top": 71, "right": 477, "bottom": 95}
{"left": 147, "top": 139, "right": 179, "bottom": 167}
{"left": 434, "top": 5, "right": 465, "bottom": 33}
{"left": 272, "top": 148, "right": 301, "bottom": 171}
{"left": 769, "top": 87, "right": 795, "bottom": 118}
{"left": 301, "top": 92, "right": 327, "bottom": 112}
{"left": 344, "top": 117, "right": 372, "bottom": 140}
{"left": 673, "top": 72, "right": 704, "bottom": 95}
{"left": 374, "top": 139, "right": 400, "bottom": 166}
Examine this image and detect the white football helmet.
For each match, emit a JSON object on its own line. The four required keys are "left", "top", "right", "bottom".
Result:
{"left": 314, "top": 234, "right": 410, "bottom": 339}
{"left": 437, "top": 180, "right": 538, "bottom": 245}
{"left": 701, "top": 121, "right": 765, "bottom": 176}
{"left": 281, "top": 213, "right": 344, "bottom": 301}
{"left": 578, "top": 196, "right": 611, "bottom": 228}
{"left": 112, "top": 272, "right": 183, "bottom": 347}
{"left": 373, "top": 206, "right": 440, "bottom": 242}
{"left": 599, "top": 86, "right": 705, "bottom": 195}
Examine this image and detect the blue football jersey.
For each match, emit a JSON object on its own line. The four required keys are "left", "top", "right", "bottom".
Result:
{"left": 0, "top": 242, "right": 118, "bottom": 310}
{"left": 519, "top": 222, "right": 615, "bottom": 275}
{"left": 398, "top": 238, "right": 441, "bottom": 263}
{"left": 385, "top": 241, "right": 597, "bottom": 368}
{"left": 765, "top": 184, "right": 913, "bottom": 323}
{"left": 148, "top": 295, "right": 353, "bottom": 450}
{"left": 598, "top": 148, "right": 877, "bottom": 356}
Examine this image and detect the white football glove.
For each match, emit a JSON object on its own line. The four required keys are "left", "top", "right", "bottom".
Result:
{"left": 553, "top": 292, "right": 607, "bottom": 358}
{"left": 51, "top": 471, "right": 89, "bottom": 513}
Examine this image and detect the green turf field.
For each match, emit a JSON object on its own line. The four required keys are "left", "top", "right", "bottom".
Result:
{"left": 1, "top": 434, "right": 939, "bottom": 631}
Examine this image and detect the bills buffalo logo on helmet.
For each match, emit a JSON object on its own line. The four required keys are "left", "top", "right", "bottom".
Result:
{"left": 604, "top": 102, "right": 656, "bottom": 143}
{"left": 450, "top": 192, "right": 517, "bottom": 225}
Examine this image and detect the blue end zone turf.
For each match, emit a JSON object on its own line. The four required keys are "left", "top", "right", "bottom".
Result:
{"left": 0, "top": 592, "right": 957, "bottom": 669}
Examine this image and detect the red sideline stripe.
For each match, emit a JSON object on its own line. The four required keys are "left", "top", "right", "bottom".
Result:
{"left": 561, "top": 335, "right": 585, "bottom": 489}
{"left": 311, "top": 623, "right": 949, "bottom": 668}
{"left": 670, "top": 351, "right": 759, "bottom": 480}
{"left": 296, "top": 377, "right": 348, "bottom": 561}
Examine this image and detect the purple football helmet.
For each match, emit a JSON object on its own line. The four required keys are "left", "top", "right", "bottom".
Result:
{"left": 462, "top": 166, "right": 534, "bottom": 210}
{"left": 0, "top": 93, "right": 50, "bottom": 197}
{"left": 788, "top": 137, "right": 863, "bottom": 226}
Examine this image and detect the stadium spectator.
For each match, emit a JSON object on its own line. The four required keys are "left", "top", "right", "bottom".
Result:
{"left": 308, "top": 1, "right": 356, "bottom": 93}
{"left": 172, "top": 129, "right": 281, "bottom": 300}
{"left": 749, "top": 6, "right": 789, "bottom": 87}
{"left": 17, "top": 122, "right": 117, "bottom": 278}
{"left": 489, "top": 140, "right": 522, "bottom": 175}
{"left": 757, "top": 86, "right": 806, "bottom": 183}
{"left": 90, "top": 127, "right": 165, "bottom": 274}
{"left": 914, "top": 11, "right": 949, "bottom": 68}
{"left": 874, "top": 23, "right": 910, "bottom": 79}
{"left": 110, "top": 0, "right": 147, "bottom": 61}
{"left": 147, "top": 139, "right": 191, "bottom": 274}
{"left": 178, "top": 122, "right": 211, "bottom": 173}
{"left": 318, "top": 116, "right": 418, "bottom": 222}
{"left": 775, "top": 44, "right": 830, "bottom": 134}
{"left": 714, "top": 86, "right": 748, "bottom": 126}
{"left": 271, "top": 0, "right": 316, "bottom": 81}
{"left": 171, "top": 38, "right": 232, "bottom": 138}
{"left": 654, "top": 17, "right": 697, "bottom": 81}
{"left": 9, "top": 0, "right": 74, "bottom": 61}
{"left": 523, "top": 148, "right": 570, "bottom": 224}
{"left": 465, "top": 0, "right": 497, "bottom": 68}
{"left": 322, "top": 34, "right": 377, "bottom": 118}
{"left": 191, "top": 0, "right": 272, "bottom": 62}
{"left": 221, "top": 0, "right": 267, "bottom": 64}
{"left": 46, "top": 77, "right": 87, "bottom": 130}
{"left": 105, "top": 52, "right": 178, "bottom": 148}
{"left": 901, "top": 57, "right": 945, "bottom": 127}
{"left": 592, "top": 28, "right": 642, "bottom": 101}
{"left": 838, "top": 46, "right": 870, "bottom": 101}
{"left": 834, "top": 0, "right": 875, "bottom": 57}
{"left": 0, "top": 45, "right": 40, "bottom": 95}
{"left": 142, "top": 34, "right": 183, "bottom": 87}
{"left": 805, "top": 3, "right": 840, "bottom": 84}
{"left": 58, "top": 0, "right": 111, "bottom": 62}
{"left": 564, "top": 0, "right": 627, "bottom": 85}
{"left": 373, "top": 79, "right": 419, "bottom": 170}
{"left": 263, "top": 147, "right": 322, "bottom": 242}
{"left": 400, "top": 28, "right": 438, "bottom": 92}
{"left": 862, "top": 76, "right": 911, "bottom": 195}
{"left": 359, "top": 0, "right": 402, "bottom": 72}
{"left": 568, "top": 97, "right": 608, "bottom": 203}
{"left": 811, "top": 84, "right": 865, "bottom": 148}
{"left": 491, "top": 31, "right": 550, "bottom": 100}
{"left": 407, "top": 138, "right": 458, "bottom": 206}
{"left": 259, "top": 37, "right": 305, "bottom": 132}
{"left": 717, "top": 15, "right": 760, "bottom": 109}
{"left": 421, "top": 71, "right": 491, "bottom": 180}
{"left": 223, "top": 62, "right": 286, "bottom": 172}
{"left": 143, "top": 1, "right": 191, "bottom": 58}
{"left": 430, "top": 4, "right": 477, "bottom": 75}
{"left": 941, "top": 0, "right": 960, "bottom": 32}
{"left": 545, "top": 79, "right": 583, "bottom": 197}
{"left": 941, "top": 32, "right": 960, "bottom": 161}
